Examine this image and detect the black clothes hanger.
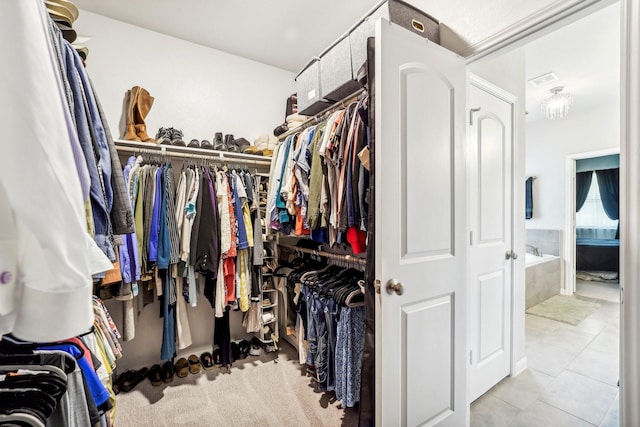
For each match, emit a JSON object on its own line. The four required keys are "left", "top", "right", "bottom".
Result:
{"left": 0, "top": 334, "right": 86, "bottom": 360}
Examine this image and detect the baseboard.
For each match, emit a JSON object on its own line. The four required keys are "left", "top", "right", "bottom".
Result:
{"left": 513, "top": 357, "right": 528, "bottom": 376}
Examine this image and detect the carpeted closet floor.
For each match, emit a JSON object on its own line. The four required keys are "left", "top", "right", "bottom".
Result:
{"left": 114, "top": 340, "right": 359, "bottom": 426}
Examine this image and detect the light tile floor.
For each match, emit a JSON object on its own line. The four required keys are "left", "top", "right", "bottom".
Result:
{"left": 471, "top": 280, "right": 620, "bottom": 426}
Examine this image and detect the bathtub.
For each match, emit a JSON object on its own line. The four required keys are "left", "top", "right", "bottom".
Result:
{"left": 525, "top": 253, "right": 561, "bottom": 310}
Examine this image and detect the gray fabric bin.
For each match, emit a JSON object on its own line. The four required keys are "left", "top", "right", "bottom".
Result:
{"left": 320, "top": 37, "right": 362, "bottom": 102}
{"left": 350, "top": 0, "right": 440, "bottom": 76}
{"left": 295, "top": 57, "right": 323, "bottom": 114}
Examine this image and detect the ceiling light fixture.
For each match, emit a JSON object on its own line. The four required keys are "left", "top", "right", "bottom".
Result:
{"left": 541, "top": 86, "right": 573, "bottom": 120}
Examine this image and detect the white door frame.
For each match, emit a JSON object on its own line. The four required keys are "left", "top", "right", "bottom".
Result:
{"left": 464, "top": 0, "right": 639, "bottom": 424}
{"left": 563, "top": 148, "right": 620, "bottom": 296}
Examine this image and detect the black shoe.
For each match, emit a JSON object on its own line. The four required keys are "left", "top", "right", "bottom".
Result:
{"left": 200, "top": 139, "right": 213, "bottom": 149}
{"left": 238, "top": 339, "right": 250, "bottom": 359}
{"left": 161, "top": 361, "right": 175, "bottom": 383}
{"left": 121, "top": 367, "right": 149, "bottom": 392}
{"left": 113, "top": 370, "right": 136, "bottom": 394}
{"left": 148, "top": 364, "right": 162, "bottom": 386}
{"left": 187, "top": 139, "right": 200, "bottom": 148}
{"left": 213, "top": 132, "right": 224, "bottom": 150}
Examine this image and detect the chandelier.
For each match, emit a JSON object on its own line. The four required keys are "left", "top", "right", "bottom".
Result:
{"left": 541, "top": 86, "right": 573, "bottom": 120}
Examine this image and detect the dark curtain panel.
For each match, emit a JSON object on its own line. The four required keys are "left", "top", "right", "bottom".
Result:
{"left": 525, "top": 177, "right": 533, "bottom": 219}
{"left": 596, "top": 168, "right": 620, "bottom": 239}
{"left": 358, "top": 37, "right": 375, "bottom": 427}
{"left": 576, "top": 171, "right": 594, "bottom": 212}
{"left": 595, "top": 168, "right": 619, "bottom": 220}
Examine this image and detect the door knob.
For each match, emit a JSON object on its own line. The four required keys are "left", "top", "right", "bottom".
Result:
{"left": 505, "top": 250, "right": 518, "bottom": 260}
{"left": 511, "top": 252, "right": 518, "bottom": 260}
{"left": 386, "top": 279, "right": 404, "bottom": 296}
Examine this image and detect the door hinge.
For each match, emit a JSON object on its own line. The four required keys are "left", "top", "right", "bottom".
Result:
{"left": 469, "top": 231, "right": 473, "bottom": 245}
{"left": 374, "top": 279, "right": 382, "bottom": 294}
{"left": 469, "top": 350, "right": 473, "bottom": 365}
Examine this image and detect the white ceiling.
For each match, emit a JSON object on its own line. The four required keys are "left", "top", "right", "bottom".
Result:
{"left": 525, "top": 2, "right": 620, "bottom": 123}
{"left": 73, "top": 0, "right": 379, "bottom": 72}
{"left": 73, "top": 0, "right": 620, "bottom": 119}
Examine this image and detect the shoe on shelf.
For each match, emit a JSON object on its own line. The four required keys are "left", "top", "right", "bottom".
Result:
{"left": 188, "top": 139, "right": 200, "bottom": 148}
{"left": 156, "top": 127, "right": 173, "bottom": 145}
{"left": 234, "top": 137, "right": 250, "bottom": 153}
{"left": 188, "top": 354, "right": 202, "bottom": 374}
{"left": 174, "top": 357, "right": 189, "bottom": 378}
{"left": 121, "top": 367, "right": 149, "bottom": 392}
{"left": 213, "top": 132, "right": 225, "bottom": 151}
{"left": 224, "top": 134, "right": 236, "bottom": 152}
{"left": 123, "top": 88, "right": 141, "bottom": 142}
{"left": 200, "top": 139, "right": 213, "bottom": 150}
{"left": 262, "top": 298, "right": 272, "bottom": 307}
{"left": 171, "top": 128, "right": 185, "bottom": 145}
{"left": 200, "top": 352, "right": 215, "bottom": 371}
{"left": 161, "top": 361, "right": 175, "bottom": 383}
{"left": 147, "top": 364, "right": 162, "bottom": 386}
{"left": 134, "top": 87, "right": 155, "bottom": 142}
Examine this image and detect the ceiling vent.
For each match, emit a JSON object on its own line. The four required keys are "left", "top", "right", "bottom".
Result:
{"left": 528, "top": 72, "right": 559, "bottom": 87}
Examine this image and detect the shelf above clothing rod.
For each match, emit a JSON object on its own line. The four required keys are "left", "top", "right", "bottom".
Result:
{"left": 278, "top": 88, "right": 367, "bottom": 141}
{"left": 114, "top": 140, "right": 272, "bottom": 167}
{"left": 278, "top": 244, "right": 367, "bottom": 266}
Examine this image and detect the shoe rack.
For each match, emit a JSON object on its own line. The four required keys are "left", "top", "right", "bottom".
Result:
{"left": 252, "top": 174, "right": 280, "bottom": 348}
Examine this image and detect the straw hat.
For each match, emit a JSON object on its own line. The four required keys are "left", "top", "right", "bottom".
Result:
{"left": 45, "top": 0, "right": 79, "bottom": 23}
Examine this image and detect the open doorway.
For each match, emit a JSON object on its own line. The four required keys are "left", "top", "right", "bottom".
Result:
{"left": 470, "top": 2, "right": 621, "bottom": 425}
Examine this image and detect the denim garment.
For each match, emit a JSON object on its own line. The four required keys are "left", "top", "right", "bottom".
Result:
{"left": 157, "top": 167, "right": 170, "bottom": 270}
{"left": 313, "top": 295, "right": 329, "bottom": 391}
{"left": 232, "top": 173, "right": 249, "bottom": 250}
{"left": 62, "top": 42, "right": 113, "bottom": 261}
{"left": 66, "top": 40, "right": 113, "bottom": 216}
{"left": 323, "top": 298, "right": 339, "bottom": 391}
{"left": 149, "top": 167, "right": 163, "bottom": 263}
{"left": 160, "top": 270, "right": 176, "bottom": 360}
{"left": 50, "top": 24, "right": 91, "bottom": 203}
{"left": 335, "top": 306, "right": 366, "bottom": 408}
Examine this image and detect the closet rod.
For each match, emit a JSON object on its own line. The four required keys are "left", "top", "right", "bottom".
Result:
{"left": 115, "top": 141, "right": 272, "bottom": 167}
{"left": 279, "top": 88, "right": 366, "bottom": 141}
{"left": 279, "top": 244, "right": 367, "bottom": 266}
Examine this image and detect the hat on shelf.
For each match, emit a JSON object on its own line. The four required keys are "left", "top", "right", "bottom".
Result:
{"left": 46, "top": 0, "right": 79, "bottom": 21}
{"left": 262, "top": 134, "right": 278, "bottom": 157}
{"left": 286, "top": 113, "right": 308, "bottom": 130}
{"left": 244, "top": 134, "right": 268, "bottom": 155}
{"left": 53, "top": 19, "right": 77, "bottom": 43}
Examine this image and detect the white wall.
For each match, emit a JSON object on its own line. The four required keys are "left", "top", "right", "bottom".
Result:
{"left": 526, "top": 100, "right": 620, "bottom": 230}
{"left": 469, "top": 48, "right": 529, "bottom": 375}
{"left": 74, "top": 11, "right": 294, "bottom": 370}
{"left": 76, "top": 11, "right": 295, "bottom": 144}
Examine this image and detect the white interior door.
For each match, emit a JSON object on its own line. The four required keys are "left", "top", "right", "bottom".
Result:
{"left": 467, "top": 75, "right": 515, "bottom": 402}
{"left": 375, "top": 19, "right": 467, "bottom": 426}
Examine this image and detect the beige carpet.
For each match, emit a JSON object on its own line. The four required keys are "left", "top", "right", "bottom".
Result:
{"left": 526, "top": 295, "right": 600, "bottom": 325}
{"left": 114, "top": 341, "right": 359, "bottom": 426}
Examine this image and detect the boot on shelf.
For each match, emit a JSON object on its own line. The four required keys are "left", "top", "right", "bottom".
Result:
{"left": 123, "top": 87, "right": 141, "bottom": 141}
{"left": 134, "top": 87, "right": 155, "bottom": 142}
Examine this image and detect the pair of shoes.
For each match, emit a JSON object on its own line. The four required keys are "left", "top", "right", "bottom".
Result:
{"left": 148, "top": 364, "right": 162, "bottom": 386}
{"left": 123, "top": 86, "right": 155, "bottom": 142}
{"left": 188, "top": 355, "right": 202, "bottom": 374}
{"left": 156, "top": 127, "right": 185, "bottom": 146}
{"left": 200, "top": 352, "right": 215, "bottom": 371}
{"left": 237, "top": 340, "right": 250, "bottom": 359}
